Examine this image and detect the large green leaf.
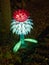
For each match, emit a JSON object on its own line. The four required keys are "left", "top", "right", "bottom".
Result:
{"left": 13, "top": 41, "right": 21, "bottom": 52}
{"left": 24, "top": 38, "right": 38, "bottom": 43}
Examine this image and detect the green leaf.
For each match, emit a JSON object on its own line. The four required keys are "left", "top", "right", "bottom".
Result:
{"left": 24, "top": 38, "right": 38, "bottom": 43}
{"left": 13, "top": 41, "right": 21, "bottom": 52}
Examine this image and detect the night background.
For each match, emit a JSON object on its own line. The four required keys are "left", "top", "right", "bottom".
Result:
{"left": 0, "top": 0, "right": 49, "bottom": 65}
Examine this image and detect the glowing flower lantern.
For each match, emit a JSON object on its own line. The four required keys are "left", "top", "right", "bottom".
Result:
{"left": 10, "top": 9, "right": 38, "bottom": 52}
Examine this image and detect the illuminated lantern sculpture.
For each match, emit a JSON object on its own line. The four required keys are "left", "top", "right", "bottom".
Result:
{"left": 10, "top": 9, "right": 38, "bottom": 52}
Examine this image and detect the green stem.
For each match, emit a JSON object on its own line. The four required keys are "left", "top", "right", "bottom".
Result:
{"left": 20, "top": 34, "right": 27, "bottom": 48}
{"left": 20, "top": 34, "right": 24, "bottom": 45}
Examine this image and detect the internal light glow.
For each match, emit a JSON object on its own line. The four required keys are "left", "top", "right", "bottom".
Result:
{"left": 13, "top": 9, "right": 30, "bottom": 22}
{"left": 10, "top": 19, "right": 33, "bottom": 35}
